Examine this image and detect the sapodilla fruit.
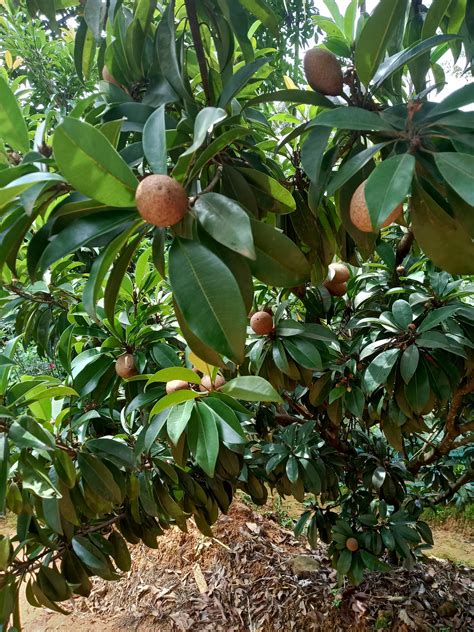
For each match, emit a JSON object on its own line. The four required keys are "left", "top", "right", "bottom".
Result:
{"left": 304, "top": 48, "right": 343, "bottom": 96}
{"left": 350, "top": 180, "right": 403, "bottom": 233}
{"left": 166, "top": 380, "right": 189, "bottom": 394}
{"left": 102, "top": 66, "right": 120, "bottom": 87}
{"left": 328, "top": 262, "right": 349, "bottom": 284}
{"left": 324, "top": 280, "right": 347, "bottom": 297}
{"left": 135, "top": 175, "right": 189, "bottom": 227}
{"left": 250, "top": 311, "right": 274, "bottom": 335}
{"left": 345, "top": 537, "right": 359, "bottom": 552}
{"left": 199, "top": 374, "right": 226, "bottom": 392}
{"left": 115, "top": 353, "right": 137, "bottom": 378}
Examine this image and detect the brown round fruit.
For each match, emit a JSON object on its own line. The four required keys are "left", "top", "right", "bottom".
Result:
{"left": 101, "top": 66, "right": 120, "bottom": 87}
{"left": 135, "top": 175, "right": 189, "bottom": 227}
{"left": 328, "top": 262, "right": 350, "bottom": 283}
{"left": 345, "top": 537, "right": 359, "bottom": 552}
{"left": 199, "top": 374, "right": 226, "bottom": 392}
{"left": 115, "top": 353, "right": 137, "bottom": 379}
{"left": 350, "top": 180, "right": 403, "bottom": 233}
{"left": 250, "top": 311, "right": 274, "bottom": 335}
{"left": 303, "top": 48, "right": 343, "bottom": 96}
{"left": 323, "top": 280, "right": 347, "bottom": 297}
{"left": 165, "top": 380, "right": 189, "bottom": 394}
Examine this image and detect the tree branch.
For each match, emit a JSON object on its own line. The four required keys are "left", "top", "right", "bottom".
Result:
{"left": 184, "top": 0, "right": 211, "bottom": 104}
{"left": 432, "top": 469, "right": 474, "bottom": 505}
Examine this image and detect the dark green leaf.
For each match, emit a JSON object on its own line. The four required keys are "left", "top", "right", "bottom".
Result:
{"left": 365, "top": 154, "right": 414, "bottom": 229}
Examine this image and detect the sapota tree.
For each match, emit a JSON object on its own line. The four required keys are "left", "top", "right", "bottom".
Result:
{"left": 0, "top": 0, "right": 473, "bottom": 626}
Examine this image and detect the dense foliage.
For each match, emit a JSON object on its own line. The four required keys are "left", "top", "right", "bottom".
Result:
{"left": 0, "top": 0, "right": 473, "bottom": 627}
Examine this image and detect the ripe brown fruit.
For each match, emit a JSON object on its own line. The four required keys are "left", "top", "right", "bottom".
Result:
{"left": 250, "top": 311, "right": 274, "bottom": 335}
{"left": 304, "top": 48, "right": 343, "bottom": 96}
{"left": 101, "top": 66, "right": 120, "bottom": 87}
{"left": 323, "top": 280, "right": 347, "bottom": 297}
{"left": 350, "top": 180, "right": 403, "bottom": 233}
{"left": 135, "top": 175, "right": 189, "bottom": 227}
{"left": 345, "top": 537, "right": 359, "bottom": 552}
{"left": 328, "top": 262, "right": 350, "bottom": 284}
{"left": 199, "top": 374, "right": 226, "bottom": 392}
{"left": 115, "top": 353, "right": 137, "bottom": 379}
{"left": 166, "top": 380, "right": 189, "bottom": 394}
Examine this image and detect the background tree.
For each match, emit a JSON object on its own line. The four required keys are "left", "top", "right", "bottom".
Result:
{"left": 0, "top": 0, "right": 473, "bottom": 627}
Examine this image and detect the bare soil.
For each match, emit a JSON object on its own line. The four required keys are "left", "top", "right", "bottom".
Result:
{"left": 12, "top": 502, "right": 474, "bottom": 632}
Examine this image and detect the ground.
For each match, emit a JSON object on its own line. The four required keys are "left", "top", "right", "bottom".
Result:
{"left": 4, "top": 499, "right": 472, "bottom": 631}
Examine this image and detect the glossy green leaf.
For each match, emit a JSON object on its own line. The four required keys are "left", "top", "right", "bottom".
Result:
{"left": 354, "top": 0, "right": 409, "bottom": 85}
{"left": 249, "top": 219, "right": 310, "bottom": 287}
{"left": 147, "top": 367, "right": 201, "bottom": 385}
{"left": 392, "top": 299, "right": 413, "bottom": 329}
{"left": 143, "top": 105, "right": 167, "bottom": 174}
{"left": 237, "top": 0, "right": 278, "bottom": 35}
{"left": 149, "top": 389, "right": 201, "bottom": 417}
{"left": 238, "top": 167, "right": 296, "bottom": 214}
{"left": 0, "top": 76, "right": 29, "bottom": 153}
{"left": 77, "top": 452, "right": 122, "bottom": 504}
{"left": 400, "top": 345, "right": 419, "bottom": 385}
{"left": 166, "top": 399, "right": 195, "bottom": 445}
{"left": 365, "top": 154, "right": 414, "bottom": 229}
{"left": 169, "top": 238, "right": 247, "bottom": 363}
{"left": 195, "top": 193, "right": 255, "bottom": 259}
{"left": 411, "top": 180, "right": 474, "bottom": 274}
{"left": 220, "top": 376, "right": 282, "bottom": 402}
{"left": 363, "top": 349, "right": 400, "bottom": 393}
{"left": 182, "top": 107, "right": 227, "bottom": 157}
{"left": 218, "top": 57, "right": 270, "bottom": 107}
{"left": 187, "top": 404, "right": 219, "bottom": 477}
{"left": 244, "top": 89, "right": 335, "bottom": 110}
{"left": 327, "top": 142, "right": 391, "bottom": 196}
{"left": 310, "top": 107, "right": 395, "bottom": 132}
{"left": 53, "top": 117, "right": 138, "bottom": 206}
{"left": 435, "top": 153, "right": 474, "bottom": 206}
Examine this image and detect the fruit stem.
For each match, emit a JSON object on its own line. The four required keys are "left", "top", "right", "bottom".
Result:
{"left": 184, "top": 0, "right": 211, "bottom": 104}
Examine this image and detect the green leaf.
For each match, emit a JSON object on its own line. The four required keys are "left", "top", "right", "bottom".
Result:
{"left": 220, "top": 376, "right": 282, "bottom": 402}
{"left": 310, "top": 107, "right": 395, "bottom": 132}
{"left": 77, "top": 452, "right": 122, "bottom": 504}
{"left": 195, "top": 193, "right": 256, "bottom": 259}
{"left": 327, "top": 142, "right": 391, "bottom": 196}
{"left": 345, "top": 386, "right": 365, "bottom": 418}
{"left": 391, "top": 299, "right": 413, "bottom": 329}
{"left": 428, "top": 83, "right": 474, "bottom": 118}
{"left": 147, "top": 367, "right": 201, "bottom": 385}
{"left": 0, "top": 354, "right": 15, "bottom": 367}
{"left": 169, "top": 238, "right": 247, "bottom": 363}
{"left": 143, "top": 105, "right": 167, "bottom": 174}
{"left": 354, "top": 0, "right": 409, "bottom": 86}
{"left": 237, "top": 168, "right": 296, "bottom": 214}
{"left": 0, "top": 76, "right": 29, "bottom": 153}
{"left": 0, "top": 434, "right": 9, "bottom": 514}
{"left": 72, "top": 536, "right": 110, "bottom": 575}
{"left": 104, "top": 234, "right": 142, "bottom": 325}
{"left": 283, "top": 337, "right": 322, "bottom": 370}
{"left": 244, "top": 89, "right": 335, "bottom": 110}
{"left": 155, "top": 0, "right": 191, "bottom": 101}
{"left": 404, "top": 361, "right": 430, "bottom": 414}
{"left": 166, "top": 400, "right": 195, "bottom": 445}
{"left": 286, "top": 456, "right": 299, "bottom": 484}
{"left": 218, "top": 57, "right": 270, "bottom": 107}
{"left": 182, "top": 107, "right": 227, "bottom": 157}
{"left": 301, "top": 127, "right": 332, "bottom": 185}
{"left": 83, "top": 221, "right": 142, "bottom": 319}
{"left": 418, "top": 305, "right": 459, "bottom": 333}
{"left": 52, "top": 117, "right": 138, "bottom": 207}
{"left": 202, "top": 397, "right": 246, "bottom": 443}
{"left": 400, "top": 345, "right": 419, "bottom": 385}
{"left": 411, "top": 180, "right": 474, "bottom": 275}
{"left": 9, "top": 415, "right": 56, "bottom": 452}
{"left": 187, "top": 404, "right": 219, "bottom": 477}
{"left": 371, "top": 35, "right": 459, "bottom": 89}
{"left": 337, "top": 548, "right": 352, "bottom": 574}
{"left": 249, "top": 219, "right": 310, "bottom": 287}
{"left": 434, "top": 153, "right": 474, "bottom": 206}
{"left": 149, "top": 390, "right": 201, "bottom": 417}
{"left": 86, "top": 438, "right": 136, "bottom": 468}
{"left": 237, "top": 0, "right": 278, "bottom": 35}
{"left": 365, "top": 154, "right": 414, "bottom": 229}
{"left": 363, "top": 349, "right": 400, "bottom": 393}
{"left": 189, "top": 128, "right": 249, "bottom": 180}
